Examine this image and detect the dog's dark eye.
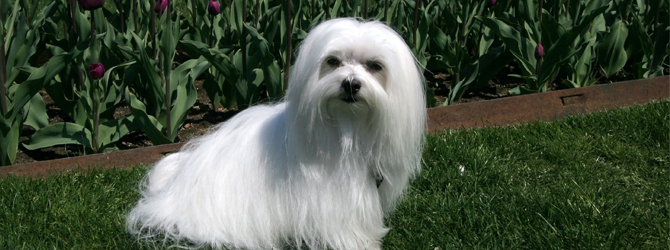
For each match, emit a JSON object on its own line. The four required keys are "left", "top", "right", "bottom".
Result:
{"left": 367, "top": 61, "right": 383, "bottom": 71}
{"left": 326, "top": 57, "right": 341, "bottom": 66}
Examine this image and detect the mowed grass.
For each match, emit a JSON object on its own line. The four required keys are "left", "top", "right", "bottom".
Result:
{"left": 1, "top": 100, "right": 668, "bottom": 249}
{"left": 386, "top": 100, "right": 669, "bottom": 249}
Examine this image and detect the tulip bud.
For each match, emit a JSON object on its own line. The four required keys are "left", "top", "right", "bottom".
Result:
{"left": 535, "top": 43, "right": 544, "bottom": 59}
{"left": 488, "top": 0, "right": 497, "bottom": 7}
{"left": 208, "top": 1, "right": 221, "bottom": 15}
{"left": 78, "top": 0, "right": 105, "bottom": 11}
{"left": 154, "top": 0, "right": 168, "bottom": 15}
{"left": 89, "top": 63, "right": 105, "bottom": 80}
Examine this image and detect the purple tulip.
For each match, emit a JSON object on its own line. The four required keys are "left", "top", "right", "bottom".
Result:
{"left": 154, "top": 0, "right": 168, "bottom": 15}
{"left": 208, "top": 1, "right": 221, "bottom": 15}
{"left": 535, "top": 43, "right": 544, "bottom": 59}
{"left": 488, "top": 0, "right": 497, "bottom": 7}
{"left": 89, "top": 63, "right": 105, "bottom": 80}
{"left": 78, "top": 0, "right": 105, "bottom": 11}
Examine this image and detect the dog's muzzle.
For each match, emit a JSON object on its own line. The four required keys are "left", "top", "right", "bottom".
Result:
{"left": 340, "top": 76, "right": 361, "bottom": 103}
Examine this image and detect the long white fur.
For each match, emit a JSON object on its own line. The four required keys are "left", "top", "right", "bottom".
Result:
{"left": 126, "top": 18, "right": 426, "bottom": 250}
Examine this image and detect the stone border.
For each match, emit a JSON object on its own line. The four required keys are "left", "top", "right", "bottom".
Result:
{"left": 2, "top": 76, "right": 668, "bottom": 178}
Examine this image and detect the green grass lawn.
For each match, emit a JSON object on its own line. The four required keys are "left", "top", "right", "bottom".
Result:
{"left": 1, "top": 100, "right": 668, "bottom": 249}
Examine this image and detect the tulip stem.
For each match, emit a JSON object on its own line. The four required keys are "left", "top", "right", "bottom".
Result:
{"left": 165, "top": 2, "right": 172, "bottom": 140}
{"left": 535, "top": 0, "right": 543, "bottom": 91}
{"left": 71, "top": 0, "right": 85, "bottom": 89}
{"left": 90, "top": 10, "right": 95, "bottom": 47}
{"left": 133, "top": 0, "right": 139, "bottom": 35}
{"left": 210, "top": 15, "right": 215, "bottom": 48}
{"left": 70, "top": 0, "right": 78, "bottom": 40}
{"left": 412, "top": 0, "right": 421, "bottom": 46}
{"left": 116, "top": 0, "right": 125, "bottom": 33}
{"left": 383, "top": 0, "right": 388, "bottom": 22}
{"left": 363, "top": 0, "right": 368, "bottom": 19}
{"left": 150, "top": 0, "right": 157, "bottom": 58}
{"left": 192, "top": 0, "right": 196, "bottom": 29}
{"left": 0, "top": 0, "right": 6, "bottom": 115}
{"left": 242, "top": 0, "right": 247, "bottom": 95}
{"left": 284, "top": 0, "right": 291, "bottom": 91}
{"left": 255, "top": 0, "right": 259, "bottom": 26}
{"left": 91, "top": 11, "right": 100, "bottom": 152}
{"left": 92, "top": 83, "right": 100, "bottom": 152}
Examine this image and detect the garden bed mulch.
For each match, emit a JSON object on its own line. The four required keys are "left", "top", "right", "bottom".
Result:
{"left": 1, "top": 75, "right": 668, "bottom": 178}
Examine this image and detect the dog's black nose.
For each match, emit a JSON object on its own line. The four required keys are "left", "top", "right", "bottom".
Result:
{"left": 341, "top": 77, "right": 361, "bottom": 103}
{"left": 341, "top": 77, "right": 361, "bottom": 96}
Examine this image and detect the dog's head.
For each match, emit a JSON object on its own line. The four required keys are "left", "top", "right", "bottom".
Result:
{"left": 285, "top": 18, "right": 426, "bottom": 163}
{"left": 286, "top": 18, "right": 424, "bottom": 119}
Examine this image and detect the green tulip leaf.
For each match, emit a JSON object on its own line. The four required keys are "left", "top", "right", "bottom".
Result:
{"left": 22, "top": 122, "right": 92, "bottom": 151}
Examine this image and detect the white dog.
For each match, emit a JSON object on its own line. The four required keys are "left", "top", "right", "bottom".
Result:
{"left": 126, "top": 18, "right": 426, "bottom": 250}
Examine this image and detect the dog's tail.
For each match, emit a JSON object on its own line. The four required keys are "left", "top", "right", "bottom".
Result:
{"left": 143, "top": 153, "right": 182, "bottom": 195}
{"left": 126, "top": 153, "right": 190, "bottom": 247}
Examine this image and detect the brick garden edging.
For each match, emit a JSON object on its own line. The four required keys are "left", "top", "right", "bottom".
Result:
{"left": 1, "top": 76, "right": 668, "bottom": 178}
{"left": 428, "top": 76, "right": 669, "bottom": 132}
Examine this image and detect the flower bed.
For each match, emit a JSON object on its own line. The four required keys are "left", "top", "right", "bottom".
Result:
{"left": 1, "top": 0, "right": 668, "bottom": 166}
